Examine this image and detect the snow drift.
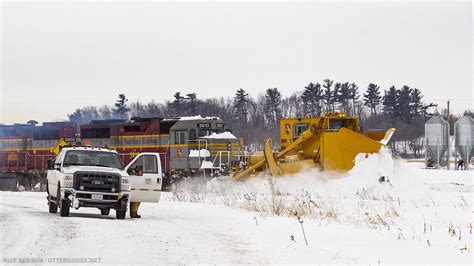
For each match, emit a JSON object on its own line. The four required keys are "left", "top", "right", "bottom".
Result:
{"left": 169, "top": 148, "right": 472, "bottom": 261}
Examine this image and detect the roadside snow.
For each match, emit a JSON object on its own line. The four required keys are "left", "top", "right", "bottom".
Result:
{"left": 0, "top": 148, "right": 472, "bottom": 264}
{"left": 189, "top": 149, "right": 210, "bottom": 158}
{"left": 170, "top": 148, "right": 473, "bottom": 264}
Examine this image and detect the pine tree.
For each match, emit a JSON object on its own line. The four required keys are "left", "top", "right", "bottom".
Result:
{"left": 363, "top": 83, "right": 382, "bottom": 115}
{"left": 27, "top": 120, "right": 38, "bottom": 126}
{"left": 463, "top": 110, "right": 474, "bottom": 119}
{"left": 348, "top": 82, "right": 359, "bottom": 115}
{"left": 301, "top": 82, "right": 323, "bottom": 117}
{"left": 337, "top": 82, "right": 351, "bottom": 113}
{"left": 233, "top": 88, "right": 249, "bottom": 124}
{"left": 186, "top": 93, "right": 198, "bottom": 115}
{"left": 420, "top": 102, "right": 437, "bottom": 118}
{"left": 332, "top": 82, "right": 341, "bottom": 112}
{"left": 114, "top": 94, "right": 130, "bottom": 119}
{"left": 171, "top": 92, "right": 185, "bottom": 116}
{"left": 322, "top": 79, "right": 334, "bottom": 113}
{"left": 68, "top": 109, "right": 83, "bottom": 124}
{"left": 349, "top": 83, "right": 359, "bottom": 101}
{"left": 410, "top": 88, "right": 423, "bottom": 118}
{"left": 397, "top": 85, "right": 412, "bottom": 122}
{"left": 382, "top": 86, "right": 398, "bottom": 123}
{"left": 264, "top": 88, "right": 282, "bottom": 128}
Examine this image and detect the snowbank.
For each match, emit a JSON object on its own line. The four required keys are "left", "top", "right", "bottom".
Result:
{"left": 200, "top": 160, "right": 215, "bottom": 169}
{"left": 202, "top": 131, "right": 236, "bottom": 139}
{"left": 189, "top": 149, "right": 210, "bottom": 158}
{"left": 170, "top": 148, "right": 473, "bottom": 264}
{"left": 179, "top": 115, "right": 204, "bottom": 120}
{"left": 179, "top": 115, "right": 221, "bottom": 121}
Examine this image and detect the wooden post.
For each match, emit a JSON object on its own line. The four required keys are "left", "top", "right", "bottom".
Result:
{"left": 447, "top": 100, "right": 451, "bottom": 170}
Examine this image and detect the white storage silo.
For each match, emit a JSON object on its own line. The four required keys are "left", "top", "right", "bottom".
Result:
{"left": 425, "top": 116, "right": 449, "bottom": 169}
{"left": 454, "top": 116, "right": 473, "bottom": 170}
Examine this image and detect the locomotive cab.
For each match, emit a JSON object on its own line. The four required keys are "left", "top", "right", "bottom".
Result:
{"left": 169, "top": 116, "right": 239, "bottom": 177}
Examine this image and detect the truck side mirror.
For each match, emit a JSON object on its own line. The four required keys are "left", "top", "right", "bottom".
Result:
{"left": 47, "top": 159, "right": 61, "bottom": 171}
{"left": 47, "top": 158, "right": 55, "bottom": 170}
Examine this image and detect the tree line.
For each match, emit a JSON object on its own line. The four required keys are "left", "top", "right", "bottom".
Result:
{"left": 67, "top": 80, "right": 444, "bottom": 157}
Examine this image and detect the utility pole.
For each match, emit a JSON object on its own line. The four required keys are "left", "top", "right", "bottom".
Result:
{"left": 447, "top": 100, "right": 451, "bottom": 170}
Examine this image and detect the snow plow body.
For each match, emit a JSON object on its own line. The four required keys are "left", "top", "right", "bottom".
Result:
{"left": 233, "top": 113, "right": 395, "bottom": 180}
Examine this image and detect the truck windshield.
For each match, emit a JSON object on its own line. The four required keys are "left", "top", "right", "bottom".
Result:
{"left": 63, "top": 150, "right": 124, "bottom": 169}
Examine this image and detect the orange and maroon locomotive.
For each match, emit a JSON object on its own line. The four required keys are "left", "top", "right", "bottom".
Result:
{"left": 0, "top": 116, "right": 239, "bottom": 191}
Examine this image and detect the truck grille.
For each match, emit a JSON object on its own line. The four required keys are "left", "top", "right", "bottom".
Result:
{"left": 73, "top": 172, "right": 121, "bottom": 193}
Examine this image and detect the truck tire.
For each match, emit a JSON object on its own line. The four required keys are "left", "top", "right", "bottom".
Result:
{"left": 47, "top": 183, "right": 57, "bottom": 213}
{"left": 58, "top": 185, "right": 70, "bottom": 217}
{"left": 116, "top": 199, "right": 127, "bottom": 220}
{"left": 100, "top": 208, "right": 110, "bottom": 215}
{"left": 116, "top": 209, "right": 126, "bottom": 219}
{"left": 48, "top": 194, "right": 58, "bottom": 213}
{"left": 60, "top": 198, "right": 70, "bottom": 217}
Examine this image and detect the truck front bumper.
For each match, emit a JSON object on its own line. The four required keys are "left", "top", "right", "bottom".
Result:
{"left": 60, "top": 188, "right": 130, "bottom": 208}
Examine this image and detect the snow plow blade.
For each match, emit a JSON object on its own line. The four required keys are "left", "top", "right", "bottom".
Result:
{"left": 232, "top": 112, "right": 396, "bottom": 180}
{"left": 320, "top": 127, "right": 384, "bottom": 171}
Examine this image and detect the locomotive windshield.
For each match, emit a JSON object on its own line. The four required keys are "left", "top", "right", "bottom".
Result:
{"left": 63, "top": 150, "right": 124, "bottom": 169}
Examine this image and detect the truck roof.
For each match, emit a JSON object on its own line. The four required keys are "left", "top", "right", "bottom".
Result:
{"left": 60, "top": 146, "right": 118, "bottom": 153}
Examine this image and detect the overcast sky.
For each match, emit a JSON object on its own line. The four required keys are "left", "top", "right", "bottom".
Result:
{"left": 1, "top": 0, "right": 472, "bottom": 124}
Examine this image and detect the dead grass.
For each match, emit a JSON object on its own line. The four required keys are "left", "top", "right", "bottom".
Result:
{"left": 169, "top": 177, "right": 348, "bottom": 224}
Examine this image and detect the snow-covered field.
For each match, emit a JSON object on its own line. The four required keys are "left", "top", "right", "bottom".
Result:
{"left": 0, "top": 150, "right": 472, "bottom": 264}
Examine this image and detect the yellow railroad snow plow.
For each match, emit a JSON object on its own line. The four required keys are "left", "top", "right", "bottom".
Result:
{"left": 233, "top": 112, "right": 396, "bottom": 180}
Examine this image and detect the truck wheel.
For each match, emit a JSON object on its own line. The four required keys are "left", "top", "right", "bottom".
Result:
{"left": 100, "top": 208, "right": 110, "bottom": 215}
{"left": 48, "top": 194, "right": 58, "bottom": 213}
{"left": 116, "top": 200, "right": 127, "bottom": 219}
{"left": 58, "top": 186, "right": 70, "bottom": 217}
{"left": 47, "top": 184, "right": 57, "bottom": 213}
{"left": 116, "top": 209, "right": 126, "bottom": 219}
{"left": 60, "top": 198, "right": 70, "bottom": 217}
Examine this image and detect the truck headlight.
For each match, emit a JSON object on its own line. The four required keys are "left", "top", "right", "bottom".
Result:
{"left": 63, "top": 175, "right": 73, "bottom": 187}
{"left": 121, "top": 177, "right": 130, "bottom": 191}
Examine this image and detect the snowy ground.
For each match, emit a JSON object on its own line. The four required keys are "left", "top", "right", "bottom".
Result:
{"left": 0, "top": 152, "right": 472, "bottom": 264}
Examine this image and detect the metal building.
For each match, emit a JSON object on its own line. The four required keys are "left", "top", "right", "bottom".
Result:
{"left": 454, "top": 116, "right": 473, "bottom": 170}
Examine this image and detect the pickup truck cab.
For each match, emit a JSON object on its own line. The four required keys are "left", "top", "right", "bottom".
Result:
{"left": 46, "top": 147, "right": 162, "bottom": 219}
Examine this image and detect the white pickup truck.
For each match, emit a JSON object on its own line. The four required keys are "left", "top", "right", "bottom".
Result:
{"left": 46, "top": 147, "right": 162, "bottom": 219}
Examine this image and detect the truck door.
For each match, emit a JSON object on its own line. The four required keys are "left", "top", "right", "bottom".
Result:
{"left": 125, "top": 153, "right": 162, "bottom": 203}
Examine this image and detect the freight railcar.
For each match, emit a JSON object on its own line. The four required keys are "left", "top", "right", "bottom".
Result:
{"left": 0, "top": 122, "right": 78, "bottom": 190}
